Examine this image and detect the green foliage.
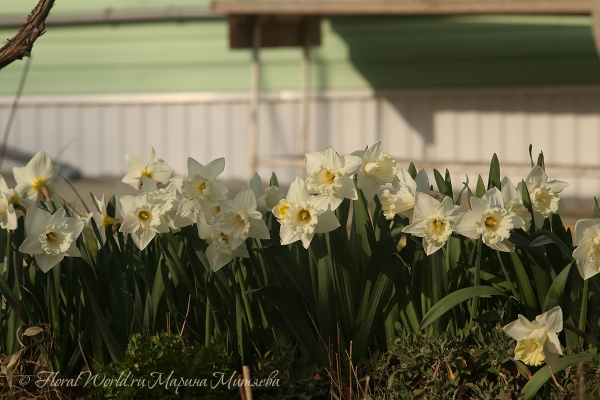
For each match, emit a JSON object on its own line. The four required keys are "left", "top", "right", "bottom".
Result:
{"left": 91, "top": 333, "right": 235, "bottom": 399}
{"left": 369, "top": 324, "right": 600, "bottom": 400}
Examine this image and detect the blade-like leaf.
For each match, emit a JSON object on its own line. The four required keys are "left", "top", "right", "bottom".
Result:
{"left": 488, "top": 153, "right": 500, "bottom": 190}
{"left": 521, "top": 353, "right": 597, "bottom": 399}
{"left": 420, "top": 286, "right": 508, "bottom": 330}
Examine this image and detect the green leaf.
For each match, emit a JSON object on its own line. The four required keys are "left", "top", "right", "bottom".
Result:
{"left": 249, "top": 285, "right": 327, "bottom": 366}
{"left": 455, "top": 175, "right": 470, "bottom": 205}
{"left": 542, "top": 261, "right": 572, "bottom": 312}
{"left": 487, "top": 153, "right": 500, "bottom": 190}
{"left": 521, "top": 353, "right": 597, "bottom": 399}
{"left": 594, "top": 197, "right": 600, "bottom": 219}
{"left": 528, "top": 144, "right": 535, "bottom": 168}
{"left": 475, "top": 175, "right": 486, "bottom": 198}
{"left": 408, "top": 162, "right": 417, "bottom": 180}
{"left": 433, "top": 169, "right": 452, "bottom": 198}
{"left": 420, "top": 286, "right": 508, "bottom": 330}
{"left": 536, "top": 151, "right": 545, "bottom": 171}
{"left": 270, "top": 172, "right": 279, "bottom": 187}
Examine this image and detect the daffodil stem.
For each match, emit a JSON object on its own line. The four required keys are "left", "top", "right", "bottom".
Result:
{"left": 468, "top": 237, "right": 483, "bottom": 329}
{"left": 205, "top": 297, "right": 212, "bottom": 347}
{"left": 579, "top": 279, "right": 589, "bottom": 347}
{"left": 236, "top": 262, "right": 255, "bottom": 331}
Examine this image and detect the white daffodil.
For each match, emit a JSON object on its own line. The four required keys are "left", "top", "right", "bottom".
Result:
{"left": 13, "top": 150, "right": 60, "bottom": 202}
{"left": 522, "top": 166, "right": 568, "bottom": 229}
{"left": 180, "top": 157, "right": 228, "bottom": 204}
{"left": 212, "top": 187, "right": 270, "bottom": 242}
{"left": 305, "top": 146, "right": 362, "bottom": 211}
{"left": 501, "top": 177, "right": 532, "bottom": 232}
{"left": 274, "top": 178, "right": 340, "bottom": 249}
{"left": 453, "top": 187, "right": 524, "bottom": 252}
{"left": 122, "top": 146, "right": 174, "bottom": 189}
{"left": 89, "top": 195, "right": 116, "bottom": 245}
{"left": 572, "top": 218, "right": 600, "bottom": 280}
{"left": 117, "top": 193, "right": 170, "bottom": 250}
{"left": 352, "top": 141, "right": 399, "bottom": 202}
{"left": 19, "top": 208, "right": 84, "bottom": 272}
{"left": 249, "top": 172, "right": 286, "bottom": 215}
{"left": 381, "top": 167, "right": 432, "bottom": 221}
{"left": 0, "top": 176, "right": 34, "bottom": 219}
{"left": 198, "top": 224, "right": 248, "bottom": 272}
{"left": 503, "top": 306, "right": 563, "bottom": 368}
{"left": 140, "top": 176, "right": 179, "bottom": 229}
{"left": 402, "top": 193, "right": 467, "bottom": 255}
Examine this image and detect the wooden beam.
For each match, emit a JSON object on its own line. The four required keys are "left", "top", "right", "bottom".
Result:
{"left": 228, "top": 15, "right": 320, "bottom": 49}
{"left": 212, "top": 0, "right": 591, "bottom": 15}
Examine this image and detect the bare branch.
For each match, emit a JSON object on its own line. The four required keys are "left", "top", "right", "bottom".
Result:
{"left": 0, "top": 0, "right": 55, "bottom": 70}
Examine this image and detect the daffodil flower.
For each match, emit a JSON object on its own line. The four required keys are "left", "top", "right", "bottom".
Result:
{"left": 180, "top": 157, "right": 228, "bottom": 204}
{"left": 117, "top": 193, "right": 170, "bottom": 250}
{"left": 352, "top": 141, "right": 399, "bottom": 202}
{"left": 90, "top": 195, "right": 116, "bottom": 245}
{"left": 122, "top": 146, "right": 174, "bottom": 189}
{"left": 198, "top": 224, "right": 248, "bottom": 272}
{"left": 453, "top": 187, "right": 524, "bottom": 252}
{"left": 381, "top": 167, "right": 433, "bottom": 221}
{"left": 19, "top": 207, "right": 84, "bottom": 272}
{"left": 572, "top": 218, "right": 600, "bottom": 280}
{"left": 249, "top": 172, "right": 286, "bottom": 215}
{"left": 13, "top": 150, "right": 60, "bottom": 201}
{"left": 212, "top": 187, "right": 270, "bottom": 242}
{"left": 0, "top": 176, "right": 35, "bottom": 219}
{"left": 501, "top": 177, "right": 532, "bottom": 232}
{"left": 305, "top": 146, "right": 362, "bottom": 211}
{"left": 522, "top": 166, "right": 567, "bottom": 229}
{"left": 402, "top": 193, "right": 467, "bottom": 255}
{"left": 503, "top": 306, "right": 563, "bottom": 368}
{"left": 140, "top": 176, "right": 179, "bottom": 229}
{"left": 274, "top": 178, "right": 340, "bottom": 248}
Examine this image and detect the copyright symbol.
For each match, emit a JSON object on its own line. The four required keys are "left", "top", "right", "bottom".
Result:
{"left": 19, "top": 375, "right": 30, "bottom": 386}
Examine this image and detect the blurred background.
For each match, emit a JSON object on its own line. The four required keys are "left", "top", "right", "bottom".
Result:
{"left": 1, "top": 0, "right": 600, "bottom": 223}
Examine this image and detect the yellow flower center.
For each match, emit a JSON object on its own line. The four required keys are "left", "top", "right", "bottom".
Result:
{"left": 211, "top": 205, "right": 221, "bottom": 217}
{"left": 140, "top": 170, "right": 154, "bottom": 179}
{"left": 102, "top": 213, "right": 116, "bottom": 228}
{"left": 276, "top": 201, "right": 290, "bottom": 218}
{"left": 137, "top": 210, "right": 151, "bottom": 222}
{"left": 220, "top": 232, "right": 229, "bottom": 241}
{"left": 9, "top": 195, "right": 20, "bottom": 204}
{"left": 515, "top": 338, "right": 545, "bottom": 366}
{"left": 45, "top": 232, "right": 59, "bottom": 244}
{"left": 297, "top": 209, "right": 311, "bottom": 223}
{"left": 433, "top": 219, "right": 444, "bottom": 229}
{"left": 485, "top": 216, "right": 497, "bottom": 229}
{"left": 32, "top": 177, "right": 48, "bottom": 192}
{"left": 197, "top": 181, "right": 207, "bottom": 192}
{"left": 323, "top": 170, "right": 336, "bottom": 184}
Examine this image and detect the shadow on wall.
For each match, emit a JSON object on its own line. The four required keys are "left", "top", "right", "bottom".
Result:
{"left": 322, "top": 15, "right": 600, "bottom": 157}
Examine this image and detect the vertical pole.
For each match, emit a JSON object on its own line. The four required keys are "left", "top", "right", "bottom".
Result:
{"left": 300, "top": 18, "right": 311, "bottom": 178}
{"left": 250, "top": 17, "right": 261, "bottom": 176}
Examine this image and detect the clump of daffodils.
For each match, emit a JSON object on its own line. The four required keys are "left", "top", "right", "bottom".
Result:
{"left": 503, "top": 306, "right": 564, "bottom": 367}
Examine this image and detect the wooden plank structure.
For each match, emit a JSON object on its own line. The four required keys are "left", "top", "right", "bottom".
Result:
{"left": 212, "top": 0, "right": 600, "bottom": 176}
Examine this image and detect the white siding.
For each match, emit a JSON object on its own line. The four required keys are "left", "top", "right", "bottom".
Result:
{"left": 1, "top": 86, "right": 599, "bottom": 199}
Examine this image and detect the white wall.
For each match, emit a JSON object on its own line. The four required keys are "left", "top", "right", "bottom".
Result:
{"left": 1, "top": 86, "right": 599, "bottom": 199}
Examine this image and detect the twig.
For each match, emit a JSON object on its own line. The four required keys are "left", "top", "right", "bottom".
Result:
{"left": 0, "top": 0, "right": 55, "bottom": 70}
